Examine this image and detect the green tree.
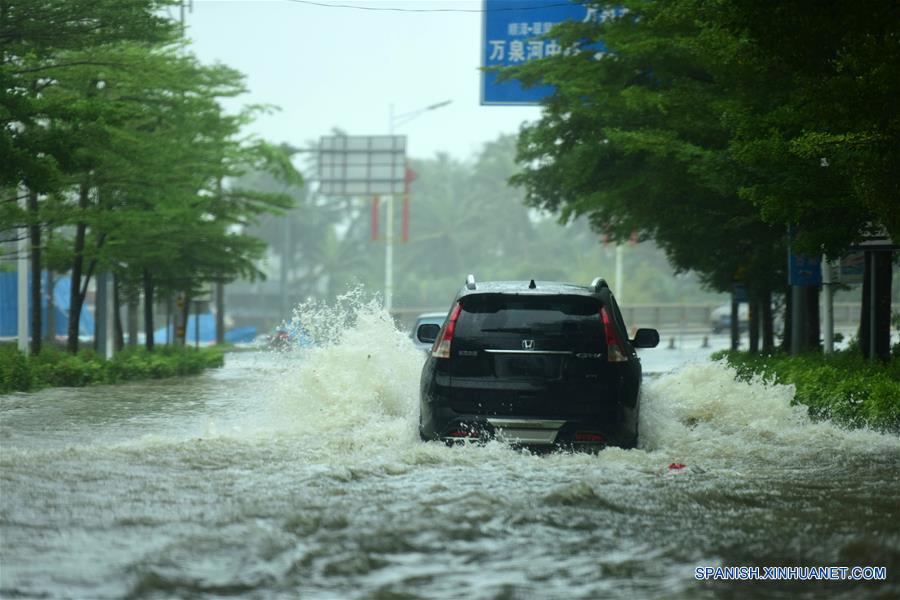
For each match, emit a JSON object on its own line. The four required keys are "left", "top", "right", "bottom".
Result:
{"left": 1, "top": 1, "right": 298, "bottom": 354}
{"left": 505, "top": 1, "right": 785, "bottom": 349}
{"left": 1, "top": 0, "right": 179, "bottom": 354}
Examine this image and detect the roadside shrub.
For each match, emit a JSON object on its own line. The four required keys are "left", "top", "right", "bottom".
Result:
{"left": 42, "top": 353, "right": 107, "bottom": 387}
{"left": 107, "top": 350, "right": 151, "bottom": 381}
{"left": 714, "top": 349, "right": 900, "bottom": 433}
{"left": 148, "top": 353, "right": 178, "bottom": 378}
{"left": 0, "top": 345, "right": 33, "bottom": 393}
{"left": 0, "top": 345, "right": 225, "bottom": 393}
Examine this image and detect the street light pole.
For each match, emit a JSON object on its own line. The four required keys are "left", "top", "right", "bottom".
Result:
{"left": 384, "top": 99, "right": 451, "bottom": 315}
{"left": 385, "top": 103, "right": 395, "bottom": 314}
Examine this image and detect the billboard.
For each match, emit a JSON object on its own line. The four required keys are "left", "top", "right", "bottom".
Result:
{"left": 318, "top": 135, "right": 407, "bottom": 196}
{"left": 481, "top": 0, "right": 617, "bottom": 105}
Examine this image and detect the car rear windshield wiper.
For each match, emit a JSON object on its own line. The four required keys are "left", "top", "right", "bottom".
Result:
{"left": 480, "top": 327, "right": 533, "bottom": 333}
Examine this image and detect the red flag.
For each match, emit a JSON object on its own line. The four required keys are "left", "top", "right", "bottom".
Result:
{"left": 404, "top": 166, "right": 417, "bottom": 194}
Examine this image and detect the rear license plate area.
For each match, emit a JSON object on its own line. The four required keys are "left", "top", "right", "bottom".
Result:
{"left": 493, "top": 355, "right": 561, "bottom": 379}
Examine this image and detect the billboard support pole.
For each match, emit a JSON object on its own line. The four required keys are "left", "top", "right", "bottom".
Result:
{"left": 385, "top": 193, "right": 394, "bottom": 314}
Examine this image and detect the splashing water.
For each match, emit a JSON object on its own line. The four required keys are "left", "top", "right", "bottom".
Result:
{"left": 639, "top": 362, "right": 900, "bottom": 467}
{"left": 262, "top": 289, "right": 425, "bottom": 452}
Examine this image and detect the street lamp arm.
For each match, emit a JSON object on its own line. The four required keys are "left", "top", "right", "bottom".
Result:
{"left": 383, "top": 98, "right": 451, "bottom": 315}
{"left": 391, "top": 99, "right": 453, "bottom": 130}
{"left": 425, "top": 99, "right": 452, "bottom": 111}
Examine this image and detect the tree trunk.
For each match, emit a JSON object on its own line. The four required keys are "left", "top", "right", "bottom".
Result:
{"left": 143, "top": 269, "right": 155, "bottom": 351}
{"left": 46, "top": 268, "right": 55, "bottom": 344}
{"left": 761, "top": 290, "right": 774, "bottom": 353}
{"left": 127, "top": 295, "right": 139, "bottom": 348}
{"left": 748, "top": 295, "right": 760, "bottom": 354}
{"left": 165, "top": 295, "right": 172, "bottom": 344}
{"left": 781, "top": 285, "right": 792, "bottom": 352}
{"left": 730, "top": 294, "right": 739, "bottom": 351}
{"left": 215, "top": 178, "right": 226, "bottom": 347}
{"left": 873, "top": 250, "right": 893, "bottom": 362}
{"left": 805, "top": 285, "right": 821, "bottom": 351}
{"left": 176, "top": 291, "right": 190, "bottom": 347}
{"left": 215, "top": 281, "right": 225, "bottom": 345}
{"left": 66, "top": 183, "right": 89, "bottom": 354}
{"left": 28, "top": 189, "right": 41, "bottom": 356}
{"left": 861, "top": 250, "right": 894, "bottom": 361}
{"left": 113, "top": 274, "right": 124, "bottom": 351}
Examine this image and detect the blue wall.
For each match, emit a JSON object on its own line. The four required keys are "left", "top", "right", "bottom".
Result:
{"left": 0, "top": 272, "right": 93, "bottom": 337}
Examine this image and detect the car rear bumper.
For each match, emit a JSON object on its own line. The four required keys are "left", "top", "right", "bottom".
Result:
{"left": 421, "top": 404, "right": 637, "bottom": 449}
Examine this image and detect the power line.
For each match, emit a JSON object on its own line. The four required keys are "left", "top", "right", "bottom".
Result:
{"left": 282, "top": 1, "right": 575, "bottom": 13}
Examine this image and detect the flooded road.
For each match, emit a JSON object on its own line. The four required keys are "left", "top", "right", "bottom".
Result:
{"left": 2, "top": 302, "right": 898, "bottom": 599}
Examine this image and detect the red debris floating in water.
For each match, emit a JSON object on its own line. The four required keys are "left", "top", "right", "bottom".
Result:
{"left": 668, "top": 463, "right": 686, "bottom": 470}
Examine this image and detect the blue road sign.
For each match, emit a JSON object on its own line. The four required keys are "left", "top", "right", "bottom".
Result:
{"left": 788, "top": 250, "right": 822, "bottom": 286}
{"left": 481, "top": 0, "right": 616, "bottom": 105}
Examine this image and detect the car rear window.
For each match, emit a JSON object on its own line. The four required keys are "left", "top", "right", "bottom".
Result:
{"left": 455, "top": 294, "right": 603, "bottom": 338}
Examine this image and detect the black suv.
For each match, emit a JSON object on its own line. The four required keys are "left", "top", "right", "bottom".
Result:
{"left": 417, "top": 275, "right": 659, "bottom": 450}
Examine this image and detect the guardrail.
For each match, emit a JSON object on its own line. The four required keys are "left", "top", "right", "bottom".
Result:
{"left": 391, "top": 303, "right": 864, "bottom": 333}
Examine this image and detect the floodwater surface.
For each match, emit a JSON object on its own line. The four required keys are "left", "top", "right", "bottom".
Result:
{"left": 1, "top": 299, "right": 898, "bottom": 599}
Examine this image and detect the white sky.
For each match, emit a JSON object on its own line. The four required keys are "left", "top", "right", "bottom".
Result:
{"left": 186, "top": 0, "right": 542, "bottom": 160}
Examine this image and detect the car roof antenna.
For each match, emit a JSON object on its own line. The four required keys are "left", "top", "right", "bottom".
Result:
{"left": 466, "top": 274, "right": 476, "bottom": 290}
{"left": 529, "top": 279, "right": 536, "bottom": 289}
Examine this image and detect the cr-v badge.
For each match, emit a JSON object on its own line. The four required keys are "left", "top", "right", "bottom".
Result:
{"left": 522, "top": 339, "right": 535, "bottom": 350}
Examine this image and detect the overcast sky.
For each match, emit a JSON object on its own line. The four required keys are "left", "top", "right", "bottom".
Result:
{"left": 186, "top": 0, "right": 542, "bottom": 161}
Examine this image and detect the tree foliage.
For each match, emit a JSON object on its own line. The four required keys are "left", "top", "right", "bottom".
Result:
{"left": 1, "top": 0, "right": 299, "bottom": 352}
{"left": 503, "top": 0, "right": 897, "bottom": 292}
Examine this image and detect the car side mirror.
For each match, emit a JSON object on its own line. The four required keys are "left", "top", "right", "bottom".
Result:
{"left": 631, "top": 328, "right": 659, "bottom": 349}
{"left": 417, "top": 323, "right": 441, "bottom": 344}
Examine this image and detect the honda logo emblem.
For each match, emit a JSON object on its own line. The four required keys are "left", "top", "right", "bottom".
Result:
{"left": 522, "top": 339, "right": 535, "bottom": 350}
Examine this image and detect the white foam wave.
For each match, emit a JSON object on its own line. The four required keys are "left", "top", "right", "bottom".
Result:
{"left": 261, "top": 291, "right": 425, "bottom": 450}
{"left": 639, "top": 362, "right": 900, "bottom": 464}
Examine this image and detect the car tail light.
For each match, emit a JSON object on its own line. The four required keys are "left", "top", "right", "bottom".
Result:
{"left": 447, "top": 429, "right": 479, "bottom": 438}
{"left": 574, "top": 431, "right": 604, "bottom": 442}
{"left": 432, "top": 302, "right": 463, "bottom": 358}
{"left": 600, "top": 306, "right": 628, "bottom": 362}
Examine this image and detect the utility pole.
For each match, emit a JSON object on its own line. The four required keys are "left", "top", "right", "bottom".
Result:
{"left": 179, "top": 0, "right": 192, "bottom": 37}
{"left": 17, "top": 184, "right": 28, "bottom": 354}
{"left": 385, "top": 104, "right": 396, "bottom": 314}
{"left": 94, "top": 271, "right": 114, "bottom": 359}
{"left": 787, "top": 229, "right": 821, "bottom": 355}
{"left": 281, "top": 201, "right": 290, "bottom": 319}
